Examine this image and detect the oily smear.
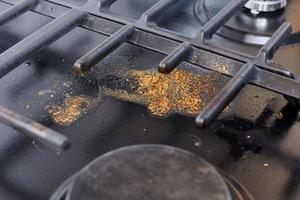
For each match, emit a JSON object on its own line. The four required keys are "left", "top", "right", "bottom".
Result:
{"left": 103, "top": 69, "right": 221, "bottom": 117}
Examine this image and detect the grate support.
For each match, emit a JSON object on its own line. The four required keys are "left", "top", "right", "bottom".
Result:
{"left": 74, "top": 24, "right": 135, "bottom": 73}
{"left": 196, "top": 22, "right": 293, "bottom": 127}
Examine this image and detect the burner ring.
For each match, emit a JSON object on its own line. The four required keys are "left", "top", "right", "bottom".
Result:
{"left": 50, "top": 174, "right": 77, "bottom": 200}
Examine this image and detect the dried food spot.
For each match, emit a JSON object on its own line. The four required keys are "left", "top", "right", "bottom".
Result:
{"left": 132, "top": 69, "right": 220, "bottom": 116}
{"left": 46, "top": 95, "right": 97, "bottom": 126}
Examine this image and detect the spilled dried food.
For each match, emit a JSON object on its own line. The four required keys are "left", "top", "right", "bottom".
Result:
{"left": 45, "top": 95, "right": 98, "bottom": 126}
{"left": 101, "top": 68, "right": 225, "bottom": 117}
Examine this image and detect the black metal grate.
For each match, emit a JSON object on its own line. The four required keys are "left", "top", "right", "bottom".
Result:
{"left": 0, "top": 0, "right": 299, "bottom": 150}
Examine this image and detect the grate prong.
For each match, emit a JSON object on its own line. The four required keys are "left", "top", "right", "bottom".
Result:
{"left": 139, "top": 0, "right": 182, "bottom": 24}
{"left": 0, "top": 0, "right": 37, "bottom": 26}
{"left": 73, "top": 24, "right": 135, "bottom": 74}
{"left": 0, "top": 106, "right": 70, "bottom": 151}
{"left": 257, "top": 22, "right": 292, "bottom": 63}
{"left": 196, "top": 21, "right": 294, "bottom": 128}
{"left": 195, "top": 63, "right": 255, "bottom": 128}
{"left": 196, "top": 0, "right": 249, "bottom": 41}
{"left": 98, "top": 0, "right": 117, "bottom": 12}
{"left": 0, "top": 8, "right": 86, "bottom": 78}
{"left": 158, "top": 42, "right": 191, "bottom": 73}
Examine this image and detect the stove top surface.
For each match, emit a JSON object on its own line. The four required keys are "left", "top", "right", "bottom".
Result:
{"left": 0, "top": 0, "right": 300, "bottom": 200}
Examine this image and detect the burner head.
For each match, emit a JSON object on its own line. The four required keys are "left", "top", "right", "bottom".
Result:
{"left": 66, "top": 145, "right": 231, "bottom": 200}
{"left": 245, "top": 0, "right": 287, "bottom": 13}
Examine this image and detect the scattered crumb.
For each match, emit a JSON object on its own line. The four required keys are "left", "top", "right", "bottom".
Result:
{"left": 275, "top": 112, "right": 283, "bottom": 120}
{"left": 263, "top": 163, "right": 269, "bottom": 167}
{"left": 212, "top": 63, "right": 230, "bottom": 74}
{"left": 194, "top": 141, "right": 201, "bottom": 147}
{"left": 38, "top": 89, "right": 54, "bottom": 96}
{"left": 63, "top": 81, "right": 72, "bottom": 88}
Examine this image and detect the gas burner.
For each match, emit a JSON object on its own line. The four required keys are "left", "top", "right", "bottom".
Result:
{"left": 195, "top": 0, "right": 286, "bottom": 45}
{"left": 51, "top": 145, "right": 253, "bottom": 200}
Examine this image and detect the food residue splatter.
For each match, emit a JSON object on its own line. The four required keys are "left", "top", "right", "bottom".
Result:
{"left": 38, "top": 89, "right": 55, "bottom": 96}
{"left": 212, "top": 63, "right": 230, "bottom": 74}
{"left": 46, "top": 95, "right": 97, "bottom": 126}
{"left": 103, "top": 68, "right": 224, "bottom": 117}
{"left": 42, "top": 67, "right": 227, "bottom": 125}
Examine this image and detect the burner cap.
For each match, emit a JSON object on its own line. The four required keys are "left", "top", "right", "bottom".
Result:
{"left": 245, "top": 0, "right": 287, "bottom": 12}
{"left": 67, "top": 145, "right": 231, "bottom": 200}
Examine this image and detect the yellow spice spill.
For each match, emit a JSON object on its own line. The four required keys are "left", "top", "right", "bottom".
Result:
{"left": 104, "top": 69, "right": 222, "bottom": 117}
{"left": 46, "top": 95, "right": 95, "bottom": 126}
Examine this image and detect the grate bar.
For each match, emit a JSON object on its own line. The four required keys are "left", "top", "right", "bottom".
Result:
{"left": 196, "top": 0, "right": 249, "bottom": 41}
{"left": 74, "top": 24, "right": 135, "bottom": 73}
{"left": 0, "top": 0, "right": 37, "bottom": 25}
{"left": 98, "top": 0, "right": 117, "bottom": 12}
{"left": 257, "top": 22, "right": 292, "bottom": 63}
{"left": 0, "top": 106, "right": 70, "bottom": 151}
{"left": 158, "top": 42, "right": 191, "bottom": 73}
{"left": 195, "top": 22, "right": 294, "bottom": 127}
{"left": 195, "top": 63, "right": 255, "bottom": 127}
{"left": 139, "top": 0, "right": 182, "bottom": 24}
{"left": 0, "top": 8, "right": 86, "bottom": 78}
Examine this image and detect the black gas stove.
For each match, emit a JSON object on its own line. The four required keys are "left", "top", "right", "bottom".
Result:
{"left": 0, "top": 0, "right": 300, "bottom": 199}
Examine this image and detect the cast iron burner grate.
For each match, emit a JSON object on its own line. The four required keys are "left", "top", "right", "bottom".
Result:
{"left": 0, "top": 0, "right": 300, "bottom": 150}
